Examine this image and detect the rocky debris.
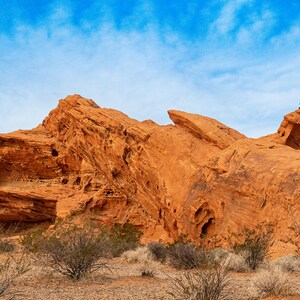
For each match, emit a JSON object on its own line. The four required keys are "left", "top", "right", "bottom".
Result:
{"left": 0, "top": 94, "right": 299, "bottom": 253}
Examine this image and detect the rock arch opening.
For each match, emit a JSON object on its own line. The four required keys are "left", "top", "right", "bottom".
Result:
{"left": 286, "top": 124, "right": 300, "bottom": 149}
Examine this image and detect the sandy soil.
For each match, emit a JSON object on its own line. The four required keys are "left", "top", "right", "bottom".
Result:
{"left": 0, "top": 256, "right": 298, "bottom": 300}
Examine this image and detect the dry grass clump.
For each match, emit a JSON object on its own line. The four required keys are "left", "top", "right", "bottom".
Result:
{"left": 209, "top": 248, "right": 229, "bottom": 264}
{"left": 0, "top": 255, "right": 30, "bottom": 299}
{"left": 251, "top": 268, "right": 300, "bottom": 297}
{"left": 224, "top": 253, "right": 250, "bottom": 272}
{"left": 122, "top": 246, "right": 152, "bottom": 264}
{"left": 121, "top": 246, "right": 159, "bottom": 277}
{"left": 271, "top": 254, "right": 300, "bottom": 272}
{"left": 138, "top": 261, "right": 157, "bottom": 277}
{"left": 169, "top": 262, "right": 231, "bottom": 300}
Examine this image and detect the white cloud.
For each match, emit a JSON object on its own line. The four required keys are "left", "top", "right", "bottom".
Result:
{"left": 0, "top": 2, "right": 299, "bottom": 138}
{"left": 210, "top": 0, "right": 252, "bottom": 36}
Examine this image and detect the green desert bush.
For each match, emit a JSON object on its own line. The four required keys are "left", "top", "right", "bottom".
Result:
{"left": 19, "top": 222, "right": 142, "bottom": 279}
{"left": 103, "top": 223, "right": 142, "bottom": 257}
{"left": 43, "top": 225, "right": 109, "bottom": 280}
{"left": 19, "top": 228, "right": 47, "bottom": 253}
{"left": 226, "top": 223, "right": 273, "bottom": 270}
{"left": 169, "top": 261, "right": 231, "bottom": 300}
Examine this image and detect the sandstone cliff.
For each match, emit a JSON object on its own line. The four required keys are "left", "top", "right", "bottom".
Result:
{"left": 0, "top": 95, "right": 299, "bottom": 253}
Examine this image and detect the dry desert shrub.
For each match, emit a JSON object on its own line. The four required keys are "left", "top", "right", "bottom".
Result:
{"left": 251, "top": 268, "right": 300, "bottom": 297}
{"left": 0, "top": 255, "right": 30, "bottom": 299}
{"left": 271, "top": 254, "right": 300, "bottom": 272}
{"left": 121, "top": 246, "right": 159, "bottom": 277}
{"left": 138, "top": 260, "right": 157, "bottom": 277}
{"left": 0, "top": 224, "right": 17, "bottom": 254}
{"left": 43, "top": 226, "right": 109, "bottom": 280}
{"left": 20, "top": 221, "right": 142, "bottom": 280}
{"left": 168, "top": 242, "right": 213, "bottom": 270}
{"left": 169, "top": 262, "right": 231, "bottom": 300}
{"left": 147, "top": 241, "right": 168, "bottom": 262}
{"left": 0, "top": 240, "right": 15, "bottom": 254}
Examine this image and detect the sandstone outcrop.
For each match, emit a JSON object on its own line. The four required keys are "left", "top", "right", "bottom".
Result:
{"left": 0, "top": 95, "right": 299, "bottom": 253}
{"left": 263, "top": 109, "right": 300, "bottom": 150}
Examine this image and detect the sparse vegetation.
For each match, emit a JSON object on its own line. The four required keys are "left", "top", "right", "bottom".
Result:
{"left": 122, "top": 246, "right": 152, "bottom": 263}
{"left": 19, "top": 228, "right": 47, "bottom": 253}
{"left": 139, "top": 261, "right": 156, "bottom": 277}
{"left": 0, "top": 218, "right": 299, "bottom": 298}
{"left": 226, "top": 223, "right": 273, "bottom": 270}
{"left": 224, "top": 253, "right": 250, "bottom": 272}
{"left": 103, "top": 223, "right": 142, "bottom": 257}
{"left": 252, "top": 268, "right": 299, "bottom": 297}
{"left": 168, "top": 242, "right": 213, "bottom": 270}
{"left": 169, "top": 261, "right": 231, "bottom": 300}
{"left": 43, "top": 225, "right": 109, "bottom": 280}
{"left": 272, "top": 254, "right": 300, "bottom": 272}
{"left": 148, "top": 241, "right": 168, "bottom": 262}
{"left": 0, "top": 240, "right": 16, "bottom": 253}
{"left": 0, "top": 255, "right": 30, "bottom": 299}
{"left": 0, "top": 224, "right": 18, "bottom": 253}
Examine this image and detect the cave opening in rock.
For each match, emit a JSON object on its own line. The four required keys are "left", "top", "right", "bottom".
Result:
{"left": 61, "top": 178, "right": 68, "bottom": 185}
{"left": 200, "top": 218, "right": 214, "bottom": 238}
{"left": 51, "top": 149, "right": 59, "bottom": 157}
{"left": 74, "top": 177, "right": 81, "bottom": 185}
{"left": 105, "top": 190, "right": 114, "bottom": 196}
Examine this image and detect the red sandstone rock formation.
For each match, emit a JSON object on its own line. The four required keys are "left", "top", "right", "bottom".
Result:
{"left": 0, "top": 95, "right": 299, "bottom": 253}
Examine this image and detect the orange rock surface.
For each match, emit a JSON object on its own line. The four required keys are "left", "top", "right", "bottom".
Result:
{"left": 0, "top": 95, "right": 299, "bottom": 252}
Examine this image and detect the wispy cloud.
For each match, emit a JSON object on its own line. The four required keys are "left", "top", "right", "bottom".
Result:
{"left": 211, "top": 0, "right": 251, "bottom": 35}
{"left": 0, "top": 0, "right": 299, "bottom": 137}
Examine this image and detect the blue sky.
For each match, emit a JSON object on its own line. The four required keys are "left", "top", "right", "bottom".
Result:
{"left": 0, "top": 0, "right": 299, "bottom": 136}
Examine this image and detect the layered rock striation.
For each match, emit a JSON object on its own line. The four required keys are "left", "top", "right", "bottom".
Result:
{"left": 0, "top": 95, "right": 299, "bottom": 251}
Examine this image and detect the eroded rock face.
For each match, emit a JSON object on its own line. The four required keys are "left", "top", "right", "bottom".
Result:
{"left": 264, "top": 109, "right": 300, "bottom": 150}
{"left": 0, "top": 95, "right": 299, "bottom": 252}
